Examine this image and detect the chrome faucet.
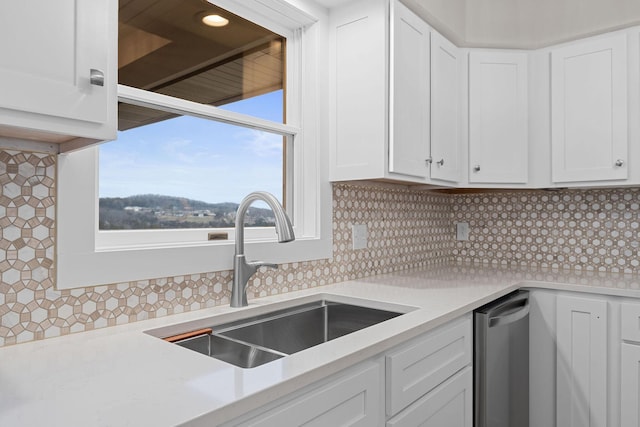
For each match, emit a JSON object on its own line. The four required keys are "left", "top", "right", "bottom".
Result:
{"left": 231, "top": 191, "right": 295, "bottom": 307}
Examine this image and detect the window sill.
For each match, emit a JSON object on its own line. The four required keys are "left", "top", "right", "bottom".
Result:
{"left": 57, "top": 235, "right": 331, "bottom": 289}
{"left": 95, "top": 226, "right": 297, "bottom": 251}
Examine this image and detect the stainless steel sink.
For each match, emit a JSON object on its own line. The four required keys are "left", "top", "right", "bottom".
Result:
{"left": 175, "top": 333, "right": 285, "bottom": 369}
{"left": 216, "top": 301, "right": 402, "bottom": 355}
{"left": 167, "top": 299, "right": 404, "bottom": 368}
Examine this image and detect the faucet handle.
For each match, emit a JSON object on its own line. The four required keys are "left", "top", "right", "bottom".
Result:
{"left": 249, "top": 261, "right": 279, "bottom": 270}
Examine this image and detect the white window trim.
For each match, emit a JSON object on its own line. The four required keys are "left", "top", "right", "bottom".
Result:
{"left": 96, "top": 86, "right": 298, "bottom": 250}
{"left": 57, "top": 0, "right": 331, "bottom": 289}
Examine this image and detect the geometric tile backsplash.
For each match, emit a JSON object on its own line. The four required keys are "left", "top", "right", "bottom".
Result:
{"left": 452, "top": 188, "right": 640, "bottom": 273}
{"left": 0, "top": 150, "right": 454, "bottom": 346}
{"left": 0, "top": 147, "right": 639, "bottom": 347}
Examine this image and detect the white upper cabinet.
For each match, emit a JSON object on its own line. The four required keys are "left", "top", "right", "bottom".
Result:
{"left": 550, "top": 33, "right": 628, "bottom": 183}
{"left": 469, "top": 51, "right": 529, "bottom": 184}
{"left": 0, "top": 0, "right": 117, "bottom": 149}
{"left": 331, "top": 0, "right": 387, "bottom": 182}
{"left": 389, "top": 0, "right": 430, "bottom": 179}
{"left": 430, "top": 31, "right": 463, "bottom": 183}
{"left": 331, "top": 0, "right": 431, "bottom": 184}
{"left": 330, "top": 8, "right": 639, "bottom": 188}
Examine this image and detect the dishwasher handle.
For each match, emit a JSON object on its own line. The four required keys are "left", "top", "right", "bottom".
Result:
{"left": 487, "top": 293, "right": 529, "bottom": 328}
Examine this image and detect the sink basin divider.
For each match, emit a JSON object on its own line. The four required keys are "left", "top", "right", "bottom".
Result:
{"left": 210, "top": 333, "right": 290, "bottom": 357}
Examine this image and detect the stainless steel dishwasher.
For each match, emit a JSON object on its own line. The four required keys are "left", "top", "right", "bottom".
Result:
{"left": 475, "top": 290, "right": 529, "bottom": 427}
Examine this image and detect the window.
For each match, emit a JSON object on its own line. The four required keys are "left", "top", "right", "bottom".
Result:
{"left": 98, "top": 111, "right": 286, "bottom": 232}
{"left": 57, "top": 0, "right": 331, "bottom": 289}
{"left": 99, "top": 103, "right": 284, "bottom": 229}
{"left": 99, "top": 0, "right": 290, "bottom": 246}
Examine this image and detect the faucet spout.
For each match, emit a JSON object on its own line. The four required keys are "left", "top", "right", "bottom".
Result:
{"left": 231, "top": 191, "right": 295, "bottom": 308}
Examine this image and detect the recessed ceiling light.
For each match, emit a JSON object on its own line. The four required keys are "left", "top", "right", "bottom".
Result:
{"left": 201, "top": 14, "right": 229, "bottom": 27}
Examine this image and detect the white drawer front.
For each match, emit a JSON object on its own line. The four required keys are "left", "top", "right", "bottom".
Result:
{"left": 386, "top": 315, "right": 472, "bottom": 416}
{"left": 386, "top": 366, "right": 473, "bottom": 427}
{"left": 621, "top": 303, "right": 640, "bottom": 343}
{"left": 228, "top": 361, "right": 383, "bottom": 427}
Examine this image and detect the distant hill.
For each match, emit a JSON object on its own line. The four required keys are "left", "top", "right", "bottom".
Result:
{"left": 99, "top": 194, "right": 276, "bottom": 230}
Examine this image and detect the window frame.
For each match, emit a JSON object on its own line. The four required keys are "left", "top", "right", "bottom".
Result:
{"left": 97, "top": 86, "right": 296, "bottom": 249}
{"left": 57, "top": 0, "right": 331, "bottom": 289}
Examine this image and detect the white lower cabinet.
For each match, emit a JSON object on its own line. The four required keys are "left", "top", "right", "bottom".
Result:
{"left": 220, "top": 291, "right": 640, "bottom": 427}
{"left": 386, "top": 314, "right": 473, "bottom": 426}
{"left": 621, "top": 343, "right": 640, "bottom": 427}
{"left": 222, "top": 314, "right": 472, "bottom": 427}
{"left": 621, "top": 302, "right": 640, "bottom": 342}
{"left": 531, "top": 290, "right": 640, "bottom": 427}
{"left": 556, "top": 294, "right": 608, "bottom": 427}
{"left": 222, "top": 359, "right": 384, "bottom": 427}
{"left": 385, "top": 315, "right": 472, "bottom": 415}
{"left": 621, "top": 302, "right": 640, "bottom": 427}
{"left": 386, "top": 367, "right": 472, "bottom": 427}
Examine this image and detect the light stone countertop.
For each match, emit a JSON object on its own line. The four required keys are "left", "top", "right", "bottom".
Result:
{"left": 1, "top": 264, "right": 639, "bottom": 426}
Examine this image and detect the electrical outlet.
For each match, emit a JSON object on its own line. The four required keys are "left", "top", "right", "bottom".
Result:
{"left": 456, "top": 222, "right": 470, "bottom": 241}
{"left": 352, "top": 224, "right": 368, "bottom": 250}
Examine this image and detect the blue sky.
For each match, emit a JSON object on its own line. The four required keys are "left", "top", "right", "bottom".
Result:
{"left": 99, "top": 91, "right": 284, "bottom": 204}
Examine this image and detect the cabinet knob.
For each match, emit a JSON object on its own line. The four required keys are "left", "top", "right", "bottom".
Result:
{"left": 473, "top": 165, "right": 481, "bottom": 172}
{"left": 90, "top": 69, "right": 105, "bottom": 87}
{"left": 425, "top": 157, "right": 433, "bottom": 165}
{"left": 615, "top": 159, "right": 625, "bottom": 167}
{"left": 436, "top": 159, "right": 444, "bottom": 166}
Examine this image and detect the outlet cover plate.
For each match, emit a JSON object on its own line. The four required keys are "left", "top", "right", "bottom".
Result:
{"left": 352, "top": 224, "right": 368, "bottom": 250}
{"left": 456, "top": 222, "right": 470, "bottom": 241}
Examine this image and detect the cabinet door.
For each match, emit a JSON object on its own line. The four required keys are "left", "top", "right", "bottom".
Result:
{"left": 430, "top": 31, "right": 463, "bottom": 183}
{"left": 469, "top": 51, "right": 528, "bottom": 184}
{"left": 551, "top": 33, "right": 628, "bottom": 183}
{"left": 331, "top": 0, "right": 387, "bottom": 181}
{"left": 621, "top": 343, "right": 640, "bottom": 427}
{"left": 621, "top": 303, "right": 640, "bottom": 342}
{"left": 386, "top": 367, "right": 473, "bottom": 427}
{"left": 389, "top": 0, "right": 430, "bottom": 179}
{"left": 0, "top": 0, "right": 116, "bottom": 141}
{"left": 556, "top": 295, "right": 608, "bottom": 427}
{"left": 227, "top": 361, "right": 384, "bottom": 427}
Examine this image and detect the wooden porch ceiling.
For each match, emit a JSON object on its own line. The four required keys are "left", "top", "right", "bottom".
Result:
{"left": 118, "top": 0, "right": 284, "bottom": 131}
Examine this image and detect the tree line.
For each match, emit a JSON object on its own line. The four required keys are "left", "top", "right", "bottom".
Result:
{"left": 99, "top": 194, "right": 276, "bottom": 230}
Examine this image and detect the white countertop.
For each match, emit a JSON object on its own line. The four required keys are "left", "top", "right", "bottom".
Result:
{"left": 1, "top": 264, "right": 639, "bottom": 426}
